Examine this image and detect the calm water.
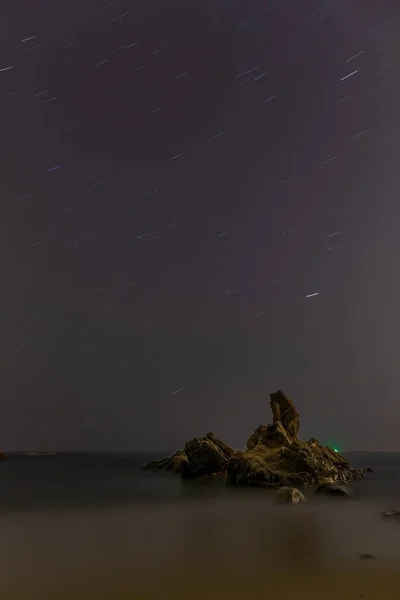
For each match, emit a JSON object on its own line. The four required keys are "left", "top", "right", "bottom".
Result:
{"left": 3, "top": 452, "right": 400, "bottom": 600}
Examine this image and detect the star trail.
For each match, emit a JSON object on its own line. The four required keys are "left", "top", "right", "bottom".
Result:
{"left": 2, "top": 0, "right": 400, "bottom": 451}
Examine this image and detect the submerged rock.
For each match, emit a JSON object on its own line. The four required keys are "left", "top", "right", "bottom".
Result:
{"left": 143, "top": 450, "right": 188, "bottom": 473}
{"left": 382, "top": 509, "right": 400, "bottom": 519}
{"left": 143, "top": 432, "right": 234, "bottom": 478}
{"left": 227, "top": 389, "right": 365, "bottom": 488}
{"left": 275, "top": 486, "right": 306, "bottom": 504}
{"left": 359, "top": 554, "right": 375, "bottom": 560}
{"left": 315, "top": 483, "right": 353, "bottom": 496}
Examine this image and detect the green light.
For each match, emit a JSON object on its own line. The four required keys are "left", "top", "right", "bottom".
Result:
{"left": 326, "top": 441, "right": 342, "bottom": 453}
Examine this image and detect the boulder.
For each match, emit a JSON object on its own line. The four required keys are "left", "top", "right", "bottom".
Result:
{"left": 315, "top": 483, "right": 353, "bottom": 496}
{"left": 143, "top": 432, "right": 233, "bottom": 478}
{"left": 275, "top": 486, "right": 306, "bottom": 504}
{"left": 227, "top": 390, "right": 365, "bottom": 488}
{"left": 180, "top": 433, "right": 233, "bottom": 478}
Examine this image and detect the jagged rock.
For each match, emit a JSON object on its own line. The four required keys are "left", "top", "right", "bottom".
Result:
{"left": 143, "top": 450, "right": 188, "bottom": 473}
{"left": 227, "top": 437, "right": 362, "bottom": 488}
{"left": 270, "top": 389, "right": 300, "bottom": 438}
{"left": 315, "top": 483, "right": 353, "bottom": 496}
{"left": 205, "top": 432, "right": 234, "bottom": 460}
{"left": 275, "top": 486, "right": 306, "bottom": 504}
{"left": 227, "top": 389, "right": 365, "bottom": 488}
{"left": 143, "top": 433, "right": 233, "bottom": 478}
{"left": 247, "top": 422, "right": 293, "bottom": 450}
{"left": 144, "top": 388, "right": 365, "bottom": 488}
{"left": 181, "top": 433, "right": 233, "bottom": 478}
{"left": 227, "top": 450, "right": 285, "bottom": 487}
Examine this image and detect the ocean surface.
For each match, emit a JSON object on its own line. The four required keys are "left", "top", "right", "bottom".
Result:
{"left": 3, "top": 451, "right": 400, "bottom": 600}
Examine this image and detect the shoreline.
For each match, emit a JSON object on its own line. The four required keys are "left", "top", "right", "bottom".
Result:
{"left": 4, "top": 560, "right": 400, "bottom": 600}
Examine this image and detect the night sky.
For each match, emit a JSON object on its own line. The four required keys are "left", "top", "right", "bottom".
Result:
{"left": 2, "top": 0, "right": 400, "bottom": 452}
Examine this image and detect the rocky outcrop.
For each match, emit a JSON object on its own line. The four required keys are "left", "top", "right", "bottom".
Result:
{"left": 143, "top": 432, "right": 234, "bottom": 478}
{"left": 226, "top": 389, "right": 365, "bottom": 488}
{"left": 144, "top": 389, "right": 365, "bottom": 489}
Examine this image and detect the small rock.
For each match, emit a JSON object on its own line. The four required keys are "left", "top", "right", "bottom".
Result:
{"left": 315, "top": 483, "right": 353, "bottom": 496}
{"left": 359, "top": 554, "right": 375, "bottom": 560}
{"left": 382, "top": 509, "right": 400, "bottom": 518}
{"left": 275, "top": 486, "right": 306, "bottom": 504}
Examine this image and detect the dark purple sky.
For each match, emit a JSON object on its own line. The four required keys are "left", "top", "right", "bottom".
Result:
{"left": 2, "top": 0, "right": 400, "bottom": 451}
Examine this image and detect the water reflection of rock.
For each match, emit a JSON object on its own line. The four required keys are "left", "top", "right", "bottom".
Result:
{"left": 177, "top": 497, "right": 325, "bottom": 575}
{"left": 264, "top": 508, "right": 324, "bottom": 569}
{"left": 181, "top": 505, "right": 230, "bottom": 566}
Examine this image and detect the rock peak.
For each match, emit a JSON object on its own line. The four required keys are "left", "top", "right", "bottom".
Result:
{"left": 270, "top": 389, "right": 300, "bottom": 438}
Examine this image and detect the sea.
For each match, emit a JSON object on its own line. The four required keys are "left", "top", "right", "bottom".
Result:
{"left": 3, "top": 451, "right": 400, "bottom": 600}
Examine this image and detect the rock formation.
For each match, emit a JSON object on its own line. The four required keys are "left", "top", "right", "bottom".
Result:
{"left": 227, "top": 389, "right": 365, "bottom": 488}
{"left": 144, "top": 389, "right": 365, "bottom": 488}
{"left": 144, "top": 432, "right": 234, "bottom": 478}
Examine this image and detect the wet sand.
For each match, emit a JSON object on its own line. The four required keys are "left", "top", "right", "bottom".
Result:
{"left": 2, "top": 496, "right": 400, "bottom": 599}
{"left": 5, "top": 563, "right": 400, "bottom": 600}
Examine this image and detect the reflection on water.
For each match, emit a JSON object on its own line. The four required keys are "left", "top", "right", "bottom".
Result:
{"left": 3, "top": 493, "right": 400, "bottom": 600}
{"left": 3, "top": 451, "right": 400, "bottom": 598}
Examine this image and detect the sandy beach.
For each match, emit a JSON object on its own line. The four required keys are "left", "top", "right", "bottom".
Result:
{"left": 3, "top": 494, "right": 400, "bottom": 600}
{"left": 4, "top": 554, "right": 400, "bottom": 600}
